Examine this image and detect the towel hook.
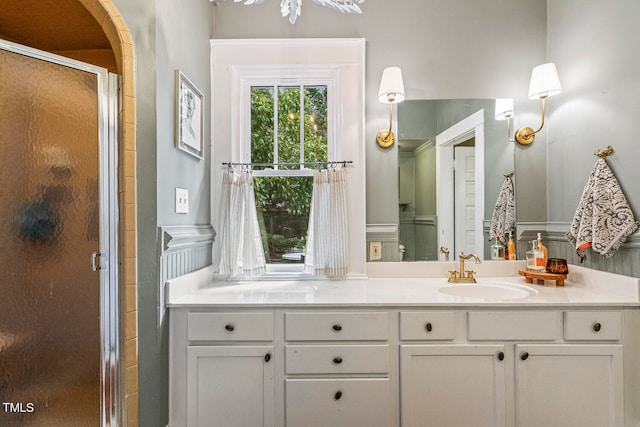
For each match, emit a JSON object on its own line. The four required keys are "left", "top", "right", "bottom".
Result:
{"left": 503, "top": 170, "right": 514, "bottom": 178}
{"left": 594, "top": 145, "right": 614, "bottom": 159}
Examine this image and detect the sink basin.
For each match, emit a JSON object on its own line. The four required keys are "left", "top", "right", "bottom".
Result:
{"left": 438, "top": 282, "right": 537, "bottom": 300}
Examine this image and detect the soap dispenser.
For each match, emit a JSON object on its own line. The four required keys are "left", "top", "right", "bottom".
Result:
{"left": 491, "top": 235, "right": 505, "bottom": 260}
{"left": 526, "top": 240, "right": 545, "bottom": 271}
{"left": 537, "top": 232, "right": 548, "bottom": 268}
{"left": 507, "top": 231, "right": 516, "bottom": 260}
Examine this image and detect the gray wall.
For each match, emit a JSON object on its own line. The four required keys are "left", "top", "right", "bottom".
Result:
{"left": 211, "top": 0, "right": 547, "bottom": 240}
{"left": 112, "top": 0, "right": 213, "bottom": 426}
{"left": 540, "top": 0, "right": 640, "bottom": 275}
{"left": 547, "top": 0, "right": 639, "bottom": 220}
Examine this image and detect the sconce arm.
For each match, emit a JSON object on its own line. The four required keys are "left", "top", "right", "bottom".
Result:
{"left": 533, "top": 96, "right": 547, "bottom": 134}
{"left": 376, "top": 103, "right": 395, "bottom": 148}
{"left": 506, "top": 117, "right": 515, "bottom": 143}
{"left": 514, "top": 97, "right": 548, "bottom": 145}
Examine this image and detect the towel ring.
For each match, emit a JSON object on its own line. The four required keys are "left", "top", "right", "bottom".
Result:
{"left": 594, "top": 146, "right": 614, "bottom": 159}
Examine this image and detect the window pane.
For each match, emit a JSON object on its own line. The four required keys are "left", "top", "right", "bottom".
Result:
{"left": 251, "top": 86, "right": 274, "bottom": 169}
{"left": 254, "top": 176, "right": 312, "bottom": 264}
{"left": 250, "top": 84, "right": 328, "bottom": 170}
{"left": 277, "top": 86, "right": 301, "bottom": 169}
{"left": 304, "top": 86, "right": 328, "bottom": 163}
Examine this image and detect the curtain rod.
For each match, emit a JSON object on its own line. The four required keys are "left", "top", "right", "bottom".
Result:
{"left": 222, "top": 160, "right": 353, "bottom": 168}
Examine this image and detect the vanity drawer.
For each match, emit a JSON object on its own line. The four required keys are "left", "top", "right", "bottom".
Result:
{"left": 285, "top": 312, "right": 389, "bottom": 341}
{"left": 285, "top": 378, "right": 392, "bottom": 427}
{"left": 564, "top": 311, "right": 622, "bottom": 341}
{"left": 399, "top": 311, "right": 455, "bottom": 340}
{"left": 468, "top": 311, "right": 560, "bottom": 341}
{"left": 187, "top": 312, "right": 274, "bottom": 341}
{"left": 286, "top": 345, "right": 389, "bottom": 374}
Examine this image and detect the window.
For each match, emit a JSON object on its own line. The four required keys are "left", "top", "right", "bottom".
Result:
{"left": 211, "top": 38, "right": 366, "bottom": 276}
{"left": 249, "top": 83, "right": 329, "bottom": 267}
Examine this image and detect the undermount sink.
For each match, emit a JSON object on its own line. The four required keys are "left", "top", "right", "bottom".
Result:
{"left": 438, "top": 282, "right": 537, "bottom": 300}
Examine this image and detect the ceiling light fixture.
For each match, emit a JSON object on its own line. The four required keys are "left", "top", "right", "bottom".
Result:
{"left": 233, "top": 0, "right": 366, "bottom": 24}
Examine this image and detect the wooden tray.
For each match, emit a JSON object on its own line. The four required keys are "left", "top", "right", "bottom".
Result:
{"left": 518, "top": 269, "right": 567, "bottom": 287}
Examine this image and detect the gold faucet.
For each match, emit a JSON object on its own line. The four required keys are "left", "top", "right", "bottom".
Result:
{"left": 439, "top": 246, "right": 450, "bottom": 261}
{"left": 448, "top": 252, "right": 481, "bottom": 283}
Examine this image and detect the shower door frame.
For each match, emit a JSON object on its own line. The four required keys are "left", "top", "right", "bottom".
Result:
{"left": 0, "top": 39, "right": 121, "bottom": 426}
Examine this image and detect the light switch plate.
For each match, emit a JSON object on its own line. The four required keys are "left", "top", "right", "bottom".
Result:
{"left": 175, "top": 188, "right": 189, "bottom": 214}
{"left": 369, "top": 241, "right": 382, "bottom": 261}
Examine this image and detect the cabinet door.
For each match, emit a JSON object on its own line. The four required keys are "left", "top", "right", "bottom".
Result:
{"left": 515, "top": 344, "right": 623, "bottom": 427}
{"left": 187, "top": 346, "right": 274, "bottom": 427}
{"left": 400, "top": 344, "right": 507, "bottom": 427}
{"left": 286, "top": 378, "right": 391, "bottom": 427}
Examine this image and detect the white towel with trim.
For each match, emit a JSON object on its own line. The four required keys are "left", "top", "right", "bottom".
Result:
{"left": 489, "top": 176, "right": 515, "bottom": 246}
{"left": 566, "top": 158, "right": 638, "bottom": 260}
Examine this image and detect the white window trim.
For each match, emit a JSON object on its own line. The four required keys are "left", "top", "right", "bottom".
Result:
{"left": 211, "top": 38, "right": 367, "bottom": 278}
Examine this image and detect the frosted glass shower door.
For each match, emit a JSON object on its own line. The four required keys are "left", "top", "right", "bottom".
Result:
{"left": 0, "top": 41, "right": 118, "bottom": 426}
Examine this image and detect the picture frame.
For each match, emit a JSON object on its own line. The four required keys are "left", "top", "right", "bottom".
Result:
{"left": 175, "top": 69, "right": 204, "bottom": 159}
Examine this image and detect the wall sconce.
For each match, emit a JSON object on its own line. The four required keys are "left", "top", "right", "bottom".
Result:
{"left": 495, "top": 62, "right": 562, "bottom": 146}
{"left": 495, "top": 97, "right": 515, "bottom": 142}
{"left": 376, "top": 66, "right": 405, "bottom": 149}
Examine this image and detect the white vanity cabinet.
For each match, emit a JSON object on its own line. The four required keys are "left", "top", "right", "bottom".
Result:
{"left": 283, "top": 311, "right": 393, "bottom": 427}
{"left": 514, "top": 344, "right": 622, "bottom": 427}
{"left": 400, "top": 343, "right": 508, "bottom": 427}
{"left": 186, "top": 345, "right": 275, "bottom": 427}
{"left": 170, "top": 304, "right": 635, "bottom": 427}
{"left": 170, "top": 310, "right": 276, "bottom": 427}
{"left": 398, "top": 309, "right": 625, "bottom": 427}
{"left": 514, "top": 310, "right": 624, "bottom": 427}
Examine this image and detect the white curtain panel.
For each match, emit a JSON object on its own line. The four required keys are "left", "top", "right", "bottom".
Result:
{"left": 218, "top": 170, "right": 267, "bottom": 277}
{"left": 304, "top": 168, "right": 349, "bottom": 276}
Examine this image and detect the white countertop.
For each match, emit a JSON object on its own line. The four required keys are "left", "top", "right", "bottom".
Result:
{"left": 166, "top": 263, "right": 640, "bottom": 308}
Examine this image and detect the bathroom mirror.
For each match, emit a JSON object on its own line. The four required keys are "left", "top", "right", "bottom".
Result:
{"left": 397, "top": 99, "right": 515, "bottom": 261}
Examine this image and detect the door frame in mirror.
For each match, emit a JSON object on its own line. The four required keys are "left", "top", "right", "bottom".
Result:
{"left": 436, "top": 109, "right": 485, "bottom": 259}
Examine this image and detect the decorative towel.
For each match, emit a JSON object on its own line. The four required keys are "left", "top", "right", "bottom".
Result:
{"left": 489, "top": 176, "right": 515, "bottom": 246}
{"left": 566, "top": 158, "right": 638, "bottom": 261}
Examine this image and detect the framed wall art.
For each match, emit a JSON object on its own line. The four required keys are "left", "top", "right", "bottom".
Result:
{"left": 175, "top": 69, "right": 204, "bottom": 159}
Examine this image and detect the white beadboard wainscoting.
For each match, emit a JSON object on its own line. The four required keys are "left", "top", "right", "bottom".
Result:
{"left": 158, "top": 225, "right": 216, "bottom": 325}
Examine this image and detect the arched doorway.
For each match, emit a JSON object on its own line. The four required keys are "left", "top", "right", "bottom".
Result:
{"left": 0, "top": 0, "right": 137, "bottom": 425}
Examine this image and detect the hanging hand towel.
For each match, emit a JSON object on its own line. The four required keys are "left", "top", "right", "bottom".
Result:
{"left": 566, "top": 158, "right": 638, "bottom": 261}
{"left": 489, "top": 176, "right": 515, "bottom": 246}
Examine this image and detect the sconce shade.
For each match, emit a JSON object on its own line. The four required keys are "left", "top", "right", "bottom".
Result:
{"left": 528, "top": 62, "right": 562, "bottom": 99}
{"left": 495, "top": 98, "right": 514, "bottom": 120}
{"left": 378, "top": 66, "right": 405, "bottom": 104}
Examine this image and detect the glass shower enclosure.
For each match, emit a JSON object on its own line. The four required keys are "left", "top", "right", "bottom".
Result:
{"left": 0, "top": 40, "right": 120, "bottom": 426}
